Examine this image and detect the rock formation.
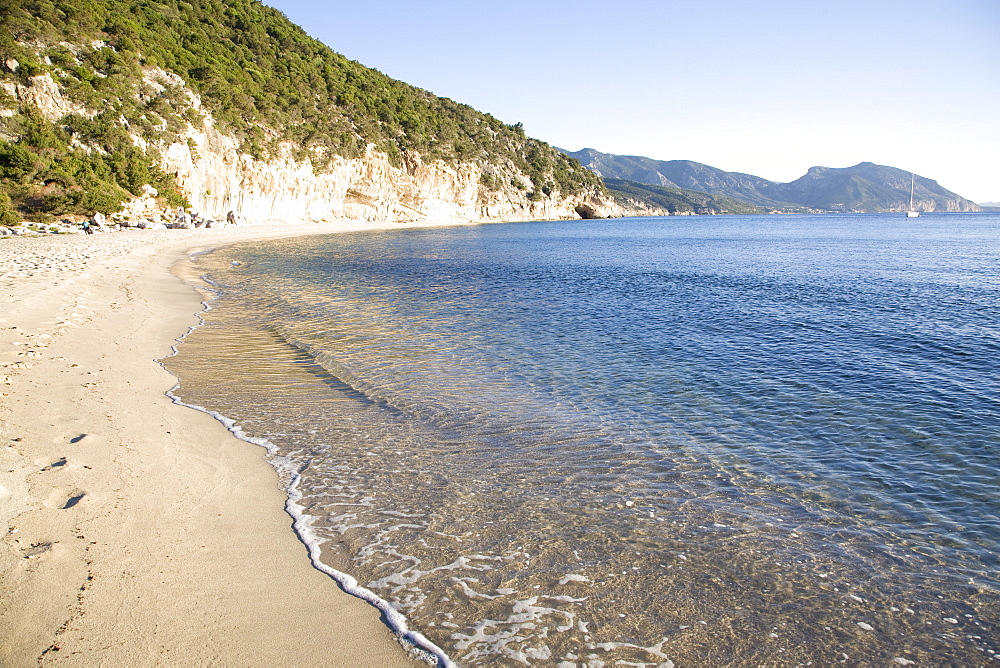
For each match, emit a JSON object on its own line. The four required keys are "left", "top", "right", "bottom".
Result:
{"left": 162, "top": 107, "right": 622, "bottom": 224}
{"left": 1, "top": 64, "right": 623, "bottom": 226}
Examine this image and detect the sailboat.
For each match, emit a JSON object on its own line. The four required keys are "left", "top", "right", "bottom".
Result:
{"left": 906, "top": 173, "right": 920, "bottom": 217}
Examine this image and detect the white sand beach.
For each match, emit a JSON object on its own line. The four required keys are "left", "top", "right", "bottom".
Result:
{"left": 0, "top": 221, "right": 455, "bottom": 666}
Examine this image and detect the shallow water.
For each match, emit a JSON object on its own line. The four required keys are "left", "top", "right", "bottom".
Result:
{"left": 166, "top": 214, "right": 1000, "bottom": 665}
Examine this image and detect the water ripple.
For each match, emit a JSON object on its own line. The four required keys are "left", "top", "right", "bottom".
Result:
{"left": 167, "top": 214, "right": 1000, "bottom": 665}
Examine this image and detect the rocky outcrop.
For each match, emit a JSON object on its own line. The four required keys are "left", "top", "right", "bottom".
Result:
{"left": 4, "top": 63, "right": 621, "bottom": 225}
{"left": 163, "top": 117, "right": 622, "bottom": 224}
{"left": 1, "top": 75, "right": 89, "bottom": 122}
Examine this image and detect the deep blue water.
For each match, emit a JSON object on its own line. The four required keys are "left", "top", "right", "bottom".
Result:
{"left": 168, "top": 213, "right": 1000, "bottom": 665}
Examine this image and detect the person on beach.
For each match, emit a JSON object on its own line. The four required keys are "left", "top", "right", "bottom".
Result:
{"left": 85, "top": 211, "right": 103, "bottom": 234}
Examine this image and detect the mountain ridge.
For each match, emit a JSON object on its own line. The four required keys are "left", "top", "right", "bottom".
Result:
{"left": 603, "top": 179, "right": 764, "bottom": 216}
{"left": 560, "top": 148, "right": 981, "bottom": 214}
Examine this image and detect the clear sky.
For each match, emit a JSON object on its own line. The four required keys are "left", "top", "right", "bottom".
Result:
{"left": 264, "top": 0, "right": 998, "bottom": 202}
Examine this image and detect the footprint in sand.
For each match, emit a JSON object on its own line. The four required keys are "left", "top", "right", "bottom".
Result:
{"left": 40, "top": 457, "right": 67, "bottom": 472}
{"left": 22, "top": 542, "right": 53, "bottom": 559}
{"left": 46, "top": 487, "right": 86, "bottom": 509}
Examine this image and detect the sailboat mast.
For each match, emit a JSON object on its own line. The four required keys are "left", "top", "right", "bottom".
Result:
{"left": 906, "top": 173, "right": 920, "bottom": 217}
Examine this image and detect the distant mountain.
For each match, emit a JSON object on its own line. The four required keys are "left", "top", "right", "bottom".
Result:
{"left": 604, "top": 179, "right": 763, "bottom": 215}
{"left": 560, "top": 148, "right": 793, "bottom": 209}
{"left": 559, "top": 148, "right": 981, "bottom": 214}
{"left": 767, "top": 163, "right": 980, "bottom": 213}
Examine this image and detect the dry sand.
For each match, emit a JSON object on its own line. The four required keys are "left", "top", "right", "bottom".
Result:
{"left": 0, "top": 221, "right": 456, "bottom": 666}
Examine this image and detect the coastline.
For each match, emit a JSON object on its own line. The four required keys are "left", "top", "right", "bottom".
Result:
{"left": 0, "top": 220, "right": 467, "bottom": 666}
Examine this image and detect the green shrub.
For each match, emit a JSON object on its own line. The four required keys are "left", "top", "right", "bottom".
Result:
{"left": 16, "top": 59, "right": 44, "bottom": 79}
{"left": 0, "top": 191, "right": 20, "bottom": 226}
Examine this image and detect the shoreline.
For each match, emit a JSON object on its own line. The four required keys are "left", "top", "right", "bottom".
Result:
{"left": 0, "top": 220, "right": 469, "bottom": 666}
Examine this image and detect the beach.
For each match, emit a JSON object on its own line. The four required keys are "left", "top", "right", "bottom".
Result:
{"left": 3, "top": 215, "right": 996, "bottom": 666}
{"left": 0, "top": 222, "right": 450, "bottom": 666}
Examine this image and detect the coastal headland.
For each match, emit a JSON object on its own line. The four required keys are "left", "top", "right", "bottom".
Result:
{"left": 0, "top": 221, "right": 461, "bottom": 666}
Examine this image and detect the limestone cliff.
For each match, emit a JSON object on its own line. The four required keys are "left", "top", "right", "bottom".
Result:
{"left": 132, "top": 67, "right": 620, "bottom": 224}
{"left": 1, "top": 59, "right": 623, "bottom": 226}
{"left": 164, "top": 113, "right": 622, "bottom": 224}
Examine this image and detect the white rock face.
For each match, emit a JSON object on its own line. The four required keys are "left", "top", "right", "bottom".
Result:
{"left": 138, "top": 65, "right": 624, "bottom": 223}
{"left": 1, "top": 74, "right": 91, "bottom": 122}
{"left": 162, "top": 116, "right": 621, "bottom": 224}
{"left": 7, "top": 67, "right": 624, "bottom": 224}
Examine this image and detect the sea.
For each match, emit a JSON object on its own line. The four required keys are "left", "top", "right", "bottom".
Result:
{"left": 164, "top": 213, "right": 999, "bottom": 666}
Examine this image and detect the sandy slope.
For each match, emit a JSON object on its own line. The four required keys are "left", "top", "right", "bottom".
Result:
{"left": 0, "top": 223, "right": 443, "bottom": 666}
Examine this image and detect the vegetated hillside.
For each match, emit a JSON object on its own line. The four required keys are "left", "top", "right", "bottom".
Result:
{"left": 0, "top": 0, "right": 605, "bottom": 224}
{"left": 604, "top": 178, "right": 762, "bottom": 215}
{"left": 562, "top": 148, "right": 981, "bottom": 214}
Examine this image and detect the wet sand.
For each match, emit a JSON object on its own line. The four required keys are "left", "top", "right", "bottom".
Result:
{"left": 0, "top": 222, "right": 457, "bottom": 666}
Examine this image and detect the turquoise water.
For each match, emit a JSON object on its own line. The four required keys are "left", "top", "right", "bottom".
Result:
{"left": 166, "top": 214, "right": 999, "bottom": 665}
